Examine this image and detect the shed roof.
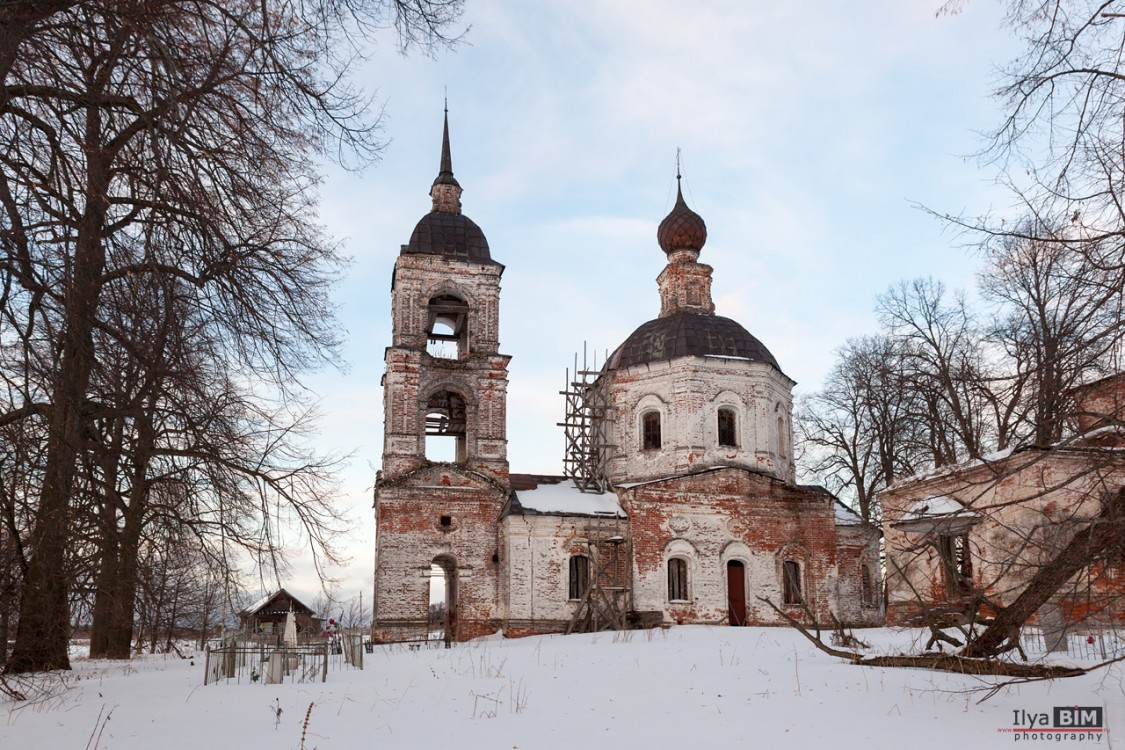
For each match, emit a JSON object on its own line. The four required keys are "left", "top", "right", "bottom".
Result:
{"left": 240, "top": 588, "right": 316, "bottom": 617}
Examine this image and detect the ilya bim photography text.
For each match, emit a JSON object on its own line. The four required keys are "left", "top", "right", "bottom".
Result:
{"left": 998, "top": 706, "right": 1107, "bottom": 743}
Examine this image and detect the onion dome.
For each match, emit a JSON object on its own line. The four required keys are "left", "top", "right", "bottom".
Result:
{"left": 606, "top": 313, "right": 779, "bottom": 371}
{"left": 657, "top": 177, "right": 707, "bottom": 254}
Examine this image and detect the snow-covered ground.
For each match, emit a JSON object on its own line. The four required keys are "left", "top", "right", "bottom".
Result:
{"left": 3, "top": 626, "right": 1122, "bottom": 749}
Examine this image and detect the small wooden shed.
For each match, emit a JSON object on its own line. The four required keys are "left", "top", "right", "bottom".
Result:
{"left": 238, "top": 588, "right": 321, "bottom": 638}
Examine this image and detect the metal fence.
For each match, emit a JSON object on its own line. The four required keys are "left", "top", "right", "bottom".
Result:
{"left": 1019, "top": 624, "right": 1124, "bottom": 660}
{"left": 203, "top": 634, "right": 366, "bottom": 685}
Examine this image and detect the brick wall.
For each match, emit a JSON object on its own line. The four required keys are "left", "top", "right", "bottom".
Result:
{"left": 382, "top": 252, "right": 509, "bottom": 483}
{"left": 604, "top": 357, "right": 796, "bottom": 486}
{"left": 833, "top": 524, "right": 883, "bottom": 626}
{"left": 619, "top": 467, "right": 848, "bottom": 625}
{"left": 881, "top": 445, "right": 1125, "bottom": 626}
{"left": 372, "top": 465, "right": 507, "bottom": 642}
{"left": 501, "top": 513, "right": 633, "bottom": 634}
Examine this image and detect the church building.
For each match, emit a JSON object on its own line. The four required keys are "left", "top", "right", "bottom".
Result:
{"left": 372, "top": 113, "right": 882, "bottom": 642}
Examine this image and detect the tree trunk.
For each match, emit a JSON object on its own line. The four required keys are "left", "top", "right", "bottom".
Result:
{"left": 95, "top": 439, "right": 150, "bottom": 659}
{"left": 960, "top": 488, "right": 1125, "bottom": 659}
{"left": 5, "top": 137, "right": 109, "bottom": 674}
{"left": 101, "top": 521, "right": 142, "bottom": 659}
{"left": 0, "top": 533, "right": 11, "bottom": 665}
{"left": 89, "top": 418, "right": 125, "bottom": 659}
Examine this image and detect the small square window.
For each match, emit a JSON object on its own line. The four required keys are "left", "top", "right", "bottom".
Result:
{"left": 440, "top": 515, "right": 452, "bottom": 527}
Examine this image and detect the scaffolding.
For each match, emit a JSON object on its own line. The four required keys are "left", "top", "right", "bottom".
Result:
{"left": 566, "top": 519, "right": 633, "bottom": 634}
{"left": 559, "top": 344, "right": 616, "bottom": 494}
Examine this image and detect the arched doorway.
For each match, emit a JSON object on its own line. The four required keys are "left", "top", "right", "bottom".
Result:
{"left": 727, "top": 560, "right": 747, "bottom": 626}
{"left": 429, "top": 556, "right": 457, "bottom": 641}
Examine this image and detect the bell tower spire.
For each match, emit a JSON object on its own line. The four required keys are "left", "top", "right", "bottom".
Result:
{"left": 431, "top": 102, "right": 463, "bottom": 214}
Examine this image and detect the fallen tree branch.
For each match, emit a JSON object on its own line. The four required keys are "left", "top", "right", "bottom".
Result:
{"left": 755, "top": 596, "right": 861, "bottom": 660}
{"left": 756, "top": 596, "right": 1087, "bottom": 680}
{"left": 973, "top": 653, "right": 1125, "bottom": 703}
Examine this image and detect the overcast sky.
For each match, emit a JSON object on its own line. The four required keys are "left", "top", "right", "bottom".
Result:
{"left": 281, "top": 0, "right": 1027, "bottom": 606}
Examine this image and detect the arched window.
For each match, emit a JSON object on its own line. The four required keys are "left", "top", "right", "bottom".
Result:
{"left": 718, "top": 407, "right": 737, "bottom": 447}
{"left": 667, "top": 558, "right": 689, "bottom": 601}
{"left": 777, "top": 415, "right": 786, "bottom": 459}
{"left": 782, "top": 560, "right": 803, "bottom": 605}
{"left": 861, "top": 564, "right": 874, "bottom": 607}
{"left": 642, "top": 410, "right": 662, "bottom": 450}
{"left": 425, "top": 390, "right": 468, "bottom": 463}
{"left": 569, "top": 555, "right": 590, "bottom": 600}
{"left": 426, "top": 293, "right": 469, "bottom": 359}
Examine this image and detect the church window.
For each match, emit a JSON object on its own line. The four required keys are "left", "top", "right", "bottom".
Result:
{"left": 569, "top": 555, "right": 590, "bottom": 600}
{"left": 777, "top": 415, "right": 787, "bottom": 459}
{"left": 668, "top": 558, "right": 689, "bottom": 601}
{"left": 861, "top": 564, "right": 875, "bottom": 607}
{"left": 426, "top": 293, "right": 469, "bottom": 360}
{"left": 782, "top": 560, "right": 803, "bottom": 605}
{"left": 425, "top": 390, "right": 468, "bottom": 463}
{"left": 938, "top": 534, "right": 972, "bottom": 599}
{"left": 642, "top": 411, "right": 662, "bottom": 450}
{"left": 718, "top": 407, "right": 737, "bottom": 447}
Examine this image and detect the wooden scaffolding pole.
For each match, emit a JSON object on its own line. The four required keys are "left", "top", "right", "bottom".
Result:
{"left": 559, "top": 344, "right": 615, "bottom": 494}
{"left": 566, "top": 519, "right": 633, "bottom": 634}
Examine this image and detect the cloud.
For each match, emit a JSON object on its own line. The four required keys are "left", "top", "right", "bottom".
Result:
{"left": 295, "top": 0, "right": 1029, "bottom": 597}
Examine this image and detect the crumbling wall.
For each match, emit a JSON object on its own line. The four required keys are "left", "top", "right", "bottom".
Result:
{"left": 620, "top": 468, "right": 841, "bottom": 626}
{"left": 881, "top": 446, "right": 1125, "bottom": 627}
{"left": 602, "top": 357, "right": 796, "bottom": 486}
{"left": 372, "top": 466, "right": 506, "bottom": 643}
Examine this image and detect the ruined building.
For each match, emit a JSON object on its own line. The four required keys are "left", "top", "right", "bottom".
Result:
{"left": 372, "top": 113, "right": 883, "bottom": 642}
{"left": 882, "top": 372, "right": 1125, "bottom": 629}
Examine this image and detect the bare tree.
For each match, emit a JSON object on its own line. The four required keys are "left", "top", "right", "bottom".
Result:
{"left": 798, "top": 334, "right": 924, "bottom": 523}
{"left": 785, "top": 2, "right": 1125, "bottom": 678}
{"left": 980, "top": 225, "right": 1125, "bottom": 447}
{"left": 1, "top": 0, "right": 464, "bottom": 673}
{"left": 877, "top": 278, "right": 995, "bottom": 464}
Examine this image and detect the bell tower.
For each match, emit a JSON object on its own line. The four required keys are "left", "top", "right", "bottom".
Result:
{"left": 374, "top": 109, "right": 511, "bottom": 643}
{"left": 380, "top": 108, "right": 510, "bottom": 483}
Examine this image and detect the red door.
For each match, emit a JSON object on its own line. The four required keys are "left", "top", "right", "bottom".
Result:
{"left": 727, "top": 561, "right": 747, "bottom": 626}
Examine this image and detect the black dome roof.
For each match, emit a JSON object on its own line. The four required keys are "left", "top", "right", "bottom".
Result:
{"left": 606, "top": 312, "right": 780, "bottom": 371}
{"left": 403, "top": 211, "right": 497, "bottom": 265}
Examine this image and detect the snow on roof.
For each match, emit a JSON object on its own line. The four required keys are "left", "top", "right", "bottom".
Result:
{"left": 1076, "top": 423, "right": 1125, "bottom": 443}
{"left": 511, "top": 478, "right": 625, "bottom": 517}
{"left": 834, "top": 501, "right": 863, "bottom": 525}
{"left": 616, "top": 467, "right": 727, "bottom": 490}
{"left": 239, "top": 588, "right": 316, "bottom": 616}
{"left": 890, "top": 446, "right": 1016, "bottom": 487}
{"left": 243, "top": 592, "right": 272, "bottom": 615}
{"left": 900, "top": 495, "right": 974, "bottom": 522}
